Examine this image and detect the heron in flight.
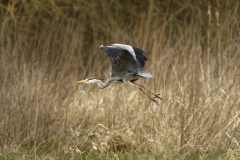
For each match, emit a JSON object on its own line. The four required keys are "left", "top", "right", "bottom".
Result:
{"left": 76, "top": 44, "right": 162, "bottom": 104}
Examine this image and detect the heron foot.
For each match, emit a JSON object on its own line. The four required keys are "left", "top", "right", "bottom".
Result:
{"left": 137, "top": 85, "right": 162, "bottom": 100}
{"left": 153, "top": 94, "right": 162, "bottom": 100}
{"left": 133, "top": 84, "right": 162, "bottom": 104}
{"left": 139, "top": 88, "right": 161, "bottom": 105}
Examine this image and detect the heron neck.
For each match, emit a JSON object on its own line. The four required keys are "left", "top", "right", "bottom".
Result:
{"left": 96, "top": 78, "right": 117, "bottom": 89}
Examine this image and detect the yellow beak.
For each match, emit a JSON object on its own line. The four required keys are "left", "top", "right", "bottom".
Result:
{"left": 75, "top": 79, "right": 88, "bottom": 84}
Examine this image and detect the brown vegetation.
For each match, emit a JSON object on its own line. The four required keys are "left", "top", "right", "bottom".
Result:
{"left": 0, "top": 0, "right": 240, "bottom": 159}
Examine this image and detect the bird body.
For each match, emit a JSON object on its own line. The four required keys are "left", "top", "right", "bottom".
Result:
{"left": 76, "top": 44, "right": 162, "bottom": 104}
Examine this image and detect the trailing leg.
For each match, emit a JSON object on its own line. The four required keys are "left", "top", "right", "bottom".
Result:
{"left": 135, "top": 84, "right": 162, "bottom": 101}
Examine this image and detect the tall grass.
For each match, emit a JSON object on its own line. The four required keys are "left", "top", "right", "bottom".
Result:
{"left": 0, "top": 0, "right": 240, "bottom": 159}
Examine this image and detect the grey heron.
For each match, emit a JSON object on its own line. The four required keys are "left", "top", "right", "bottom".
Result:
{"left": 76, "top": 44, "right": 162, "bottom": 104}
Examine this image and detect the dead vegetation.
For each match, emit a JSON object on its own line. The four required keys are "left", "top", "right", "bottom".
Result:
{"left": 0, "top": 0, "right": 240, "bottom": 159}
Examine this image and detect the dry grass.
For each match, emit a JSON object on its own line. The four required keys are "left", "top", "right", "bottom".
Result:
{"left": 0, "top": 0, "right": 240, "bottom": 159}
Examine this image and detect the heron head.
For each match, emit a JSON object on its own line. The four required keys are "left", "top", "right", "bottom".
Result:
{"left": 76, "top": 77, "right": 100, "bottom": 84}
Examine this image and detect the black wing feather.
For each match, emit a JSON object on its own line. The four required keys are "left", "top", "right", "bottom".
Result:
{"left": 100, "top": 45, "right": 149, "bottom": 78}
{"left": 132, "top": 46, "right": 148, "bottom": 68}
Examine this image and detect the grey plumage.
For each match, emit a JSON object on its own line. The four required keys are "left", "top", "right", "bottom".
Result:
{"left": 100, "top": 44, "right": 152, "bottom": 81}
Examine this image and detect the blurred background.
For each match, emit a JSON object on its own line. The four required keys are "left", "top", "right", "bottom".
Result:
{"left": 0, "top": 0, "right": 240, "bottom": 159}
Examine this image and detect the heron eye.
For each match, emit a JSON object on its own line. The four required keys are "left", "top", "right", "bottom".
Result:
{"left": 87, "top": 77, "right": 94, "bottom": 80}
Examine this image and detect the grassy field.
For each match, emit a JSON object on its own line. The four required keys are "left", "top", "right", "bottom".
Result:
{"left": 0, "top": 0, "right": 240, "bottom": 159}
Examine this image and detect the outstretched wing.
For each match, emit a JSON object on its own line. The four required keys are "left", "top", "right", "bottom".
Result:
{"left": 100, "top": 44, "right": 148, "bottom": 78}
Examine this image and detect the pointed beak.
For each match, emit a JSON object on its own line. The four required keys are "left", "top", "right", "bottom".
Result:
{"left": 75, "top": 79, "right": 88, "bottom": 84}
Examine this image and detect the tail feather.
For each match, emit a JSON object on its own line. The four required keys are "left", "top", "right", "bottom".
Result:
{"left": 137, "top": 71, "right": 152, "bottom": 78}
